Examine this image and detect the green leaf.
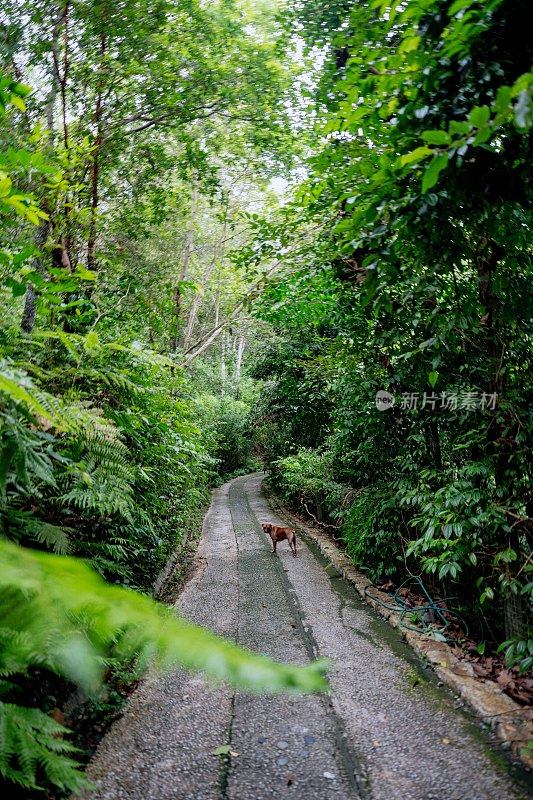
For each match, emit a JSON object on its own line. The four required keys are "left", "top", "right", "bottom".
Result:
{"left": 10, "top": 94, "right": 26, "bottom": 113}
{"left": 399, "top": 36, "right": 420, "bottom": 54}
{"left": 74, "top": 266, "right": 97, "bottom": 281}
{"left": 468, "top": 105, "right": 490, "bottom": 128}
{"left": 83, "top": 331, "right": 100, "bottom": 352}
{"left": 494, "top": 547, "right": 517, "bottom": 565}
{"left": 495, "top": 85, "right": 512, "bottom": 115}
{"left": 472, "top": 126, "right": 492, "bottom": 145}
{"left": 399, "top": 146, "right": 432, "bottom": 166}
{"left": 421, "top": 155, "right": 448, "bottom": 192}
{"left": 421, "top": 130, "right": 451, "bottom": 146}
{"left": 0, "top": 173, "right": 12, "bottom": 197}
{"left": 449, "top": 120, "right": 470, "bottom": 135}
{"left": 448, "top": 0, "right": 473, "bottom": 15}
{"left": 483, "top": 586, "right": 494, "bottom": 601}
{"left": 5, "top": 277, "right": 28, "bottom": 298}
{"left": 428, "top": 371, "right": 439, "bottom": 388}
{"left": 0, "top": 373, "right": 54, "bottom": 421}
{"left": 24, "top": 207, "right": 40, "bottom": 224}
{"left": 11, "top": 82, "right": 32, "bottom": 97}
{"left": 212, "top": 745, "right": 232, "bottom": 756}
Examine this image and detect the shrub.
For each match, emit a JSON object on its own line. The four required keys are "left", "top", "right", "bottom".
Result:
{"left": 193, "top": 394, "right": 254, "bottom": 478}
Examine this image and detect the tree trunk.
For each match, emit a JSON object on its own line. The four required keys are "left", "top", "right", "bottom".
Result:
{"left": 21, "top": 286, "right": 38, "bottom": 334}
{"left": 20, "top": 7, "right": 63, "bottom": 334}
{"left": 87, "top": 30, "right": 106, "bottom": 271}
{"left": 220, "top": 331, "right": 228, "bottom": 394}
{"left": 171, "top": 188, "right": 197, "bottom": 351}
{"left": 182, "top": 212, "right": 226, "bottom": 353}
{"left": 21, "top": 220, "right": 51, "bottom": 333}
{"left": 233, "top": 335, "right": 245, "bottom": 397}
{"left": 50, "top": 1, "right": 70, "bottom": 150}
{"left": 476, "top": 239, "right": 524, "bottom": 638}
{"left": 182, "top": 237, "right": 214, "bottom": 351}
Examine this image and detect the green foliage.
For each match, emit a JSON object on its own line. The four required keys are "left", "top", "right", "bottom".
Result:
{"left": 193, "top": 394, "right": 254, "bottom": 478}
{"left": 0, "top": 702, "right": 85, "bottom": 793}
{"left": 0, "top": 540, "right": 328, "bottom": 694}
{"left": 250, "top": 0, "right": 533, "bottom": 665}
{"left": 1, "top": 0, "right": 532, "bottom": 792}
{"left": 342, "top": 487, "right": 403, "bottom": 582}
{"left": 0, "top": 540, "right": 327, "bottom": 790}
{"left": 271, "top": 449, "right": 347, "bottom": 520}
{"left": 0, "top": 9, "right": 317, "bottom": 788}
{"left": 497, "top": 637, "right": 533, "bottom": 674}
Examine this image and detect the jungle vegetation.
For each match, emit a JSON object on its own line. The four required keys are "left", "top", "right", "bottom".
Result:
{"left": 0, "top": 0, "right": 531, "bottom": 794}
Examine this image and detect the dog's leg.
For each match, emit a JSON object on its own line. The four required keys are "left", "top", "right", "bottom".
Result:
{"left": 272, "top": 538, "right": 277, "bottom": 554}
{"left": 292, "top": 535, "right": 297, "bottom": 557}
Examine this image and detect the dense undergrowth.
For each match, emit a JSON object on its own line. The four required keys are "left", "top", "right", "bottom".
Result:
{"left": 249, "top": 0, "right": 532, "bottom": 673}
{"left": 0, "top": 1, "right": 318, "bottom": 792}
{"left": 0, "top": 0, "right": 532, "bottom": 793}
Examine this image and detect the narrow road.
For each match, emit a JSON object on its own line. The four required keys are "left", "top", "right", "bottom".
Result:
{"left": 82, "top": 475, "right": 527, "bottom": 800}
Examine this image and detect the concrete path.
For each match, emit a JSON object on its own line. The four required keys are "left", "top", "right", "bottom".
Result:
{"left": 81, "top": 475, "right": 528, "bottom": 800}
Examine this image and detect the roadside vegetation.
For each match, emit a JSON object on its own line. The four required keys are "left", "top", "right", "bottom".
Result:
{"left": 0, "top": 0, "right": 531, "bottom": 795}
{"left": 250, "top": 0, "right": 532, "bottom": 682}
{"left": 0, "top": 2, "right": 314, "bottom": 794}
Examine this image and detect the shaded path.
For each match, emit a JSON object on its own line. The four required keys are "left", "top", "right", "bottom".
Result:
{"left": 81, "top": 475, "right": 526, "bottom": 800}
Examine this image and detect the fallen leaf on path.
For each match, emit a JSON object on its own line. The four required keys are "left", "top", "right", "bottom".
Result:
{"left": 212, "top": 745, "right": 232, "bottom": 756}
{"left": 442, "top": 738, "right": 451, "bottom": 745}
{"left": 497, "top": 670, "right": 514, "bottom": 688}
{"left": 507, "top": 686, "right": 530, "bottom": 704}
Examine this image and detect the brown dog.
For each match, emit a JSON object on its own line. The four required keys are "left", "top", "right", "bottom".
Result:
{"left": 261, "top": 522, "right": 297, "bottom": 557}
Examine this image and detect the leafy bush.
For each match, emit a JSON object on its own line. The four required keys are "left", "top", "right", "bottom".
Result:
{"left": 0, "top": 73, "right": 328, "bottom": 798}
{"left": 498, "top": 637, "right": 533, "bottom": 675}
{"left": 193, "top": 394, "right": 254, "bottom": 478}
{"left": 271, "top": 449, "right": 347, "bottom": 522}
{"left": 342, "top": 487, "right": 404, "bottom": 582}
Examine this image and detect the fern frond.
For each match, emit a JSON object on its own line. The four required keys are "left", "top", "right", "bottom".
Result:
{"left": 31, "top": 329, "right": 82, "bottom": 362}
{"left": 0, "top": 510, "right": 71, "bottom": 554}
{"left": 0, "top": 360, "right": 58, "bottom": 425}
{"left": 0, "top": 415, "right": 58, "bottom": 503}
{"left": 0, "top": 627, "right": 53, "bottom": 677}
{"left": 30, "top": 522, "right": 71, "bottom": 554}
{"left": 0, "top": 701, "right": 88, "bottom": 792}
{"left": 0, "top": 540, "right": 327, "bottom": 792}
{"left": 0, "top": 540, "right": 329, "bottom": 695}
{"left": 59, "top": 477, "right": 136, "bottom": 522}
